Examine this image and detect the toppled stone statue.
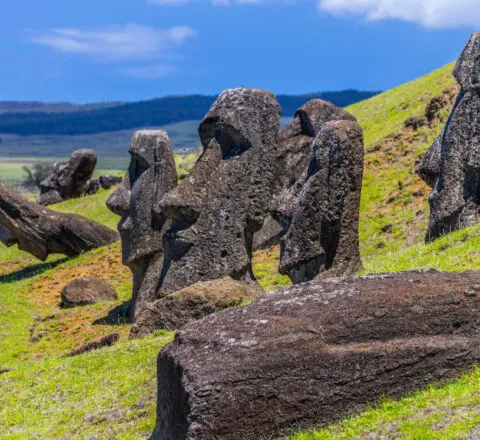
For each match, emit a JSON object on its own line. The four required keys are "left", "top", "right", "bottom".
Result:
{"left": 151, "top": 270, "right": 480, "bottom": 440}
{"left": 427, "top": 33, "right": 480, "bottom": 241}
{"left": 87, "top": 175, "right": 123, "bottom": 195}
{"left": 0, "top": 182, "right": 118, "bottom": 260}
{"left": 156, "top": 88, "right": 280, "bottom": 295}
{"left": 107, "top": 130, "right": 178, "bottom": 320}
{"left": 37, "top": 149, "right": 97, "bottom": 206}
{"left": 130, "top": 277, "right": 261, "bottom": 337}
{"left": 254, "top": 100, "right": 356, "bottom": 250}
{"left": 61, "top": 276, "right": 118, "bottom": 308}
{"left": 279, "top": 120, "right": 364, "bottom": 284}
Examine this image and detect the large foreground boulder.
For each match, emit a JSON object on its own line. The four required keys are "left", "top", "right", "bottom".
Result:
{"left": 0, "top": 183, "right": 118, "bottom": 260}
{"left": 156, "top": 88, "right": 280, "bottom": 295}
{"left": 37, "top": 149, "right": 97, "bottom": 206}
{"left": 279, "top": 120, "right": 364, "bottom": 283}
{"left": 130, "top": 277, "right": 261, "bottom": 337}
{"left": 61, "top": 276, "right": 118, "bottom": 308}
{"left": 152, "top": 270, "right": 480, "bottom": 440}
{"left": 106, "top": 130, "right": 178, "bottom": 320}
{"left": 427, "top": 33, "right": 480, "bottom": 241}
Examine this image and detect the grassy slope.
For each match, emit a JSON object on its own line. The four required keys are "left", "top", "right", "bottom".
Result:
{"left": 2, "top": 63, "right": 480, "bottom": 439}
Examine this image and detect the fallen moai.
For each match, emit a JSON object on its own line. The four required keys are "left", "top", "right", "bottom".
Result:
{"left": 106, "top": 130, "right": 178, "bottom": 320}
{"left": 37, "top": 149, "right": 97, "bottom": 206}
{"left": 254, "top": 100, "right": 357, "bottom": 250}
{"left": 426, "top": 33, "right": 480, "bottom": 241}
{"left": 61, "top": 276, "right": 118, "bottom": 308}
{"left": 152, "top": 270, "right": 480, "bottom": 440}
{"left": 0, "top": 182, "right": 118, "bottom": 260}
{"left": 156, "top": 88, "right": 280, "bottom": 295}
{"left": 279, "top": 120, "right": 364, "bottom": 283}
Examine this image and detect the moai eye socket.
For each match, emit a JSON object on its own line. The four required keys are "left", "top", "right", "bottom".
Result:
{"left": 214, "top": 130, "right": 250, "bottom": 160}
{"left": 130, "top": 153, "right": 151, "bottom": 182}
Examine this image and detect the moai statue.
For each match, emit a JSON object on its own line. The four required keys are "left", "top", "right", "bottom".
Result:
{"left": 427, "top": 33, "right": 480, "bottom": 241}
{"left": 279, "top": 120, "right": 364, "bottom": 284}
{"left": 156, "top": 88, "right": 280, "bottom": 295}
{"left": 106, "top": 130, "right": 177, "bottom": 320}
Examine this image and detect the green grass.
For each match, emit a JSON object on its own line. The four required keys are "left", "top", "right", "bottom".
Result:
{"left": 2, "top": 62, "right": 480, "bottom": 439}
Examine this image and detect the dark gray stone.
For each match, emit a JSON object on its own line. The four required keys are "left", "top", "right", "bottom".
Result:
{"left": 427, "top": 34, "right": 480, "bottom": 241}
{"left": 99, "top": 175, "right": 122, "bottom": 190}
{"left": 271, "top": 100, "right": 357, "bottom": 238}
{"left": 106, "top": 130, "right": 178, "bottom": 320}
{"left": 0, "top": 182, "right": 118, "bottom": 261}
{"left": 416, "top": 132, "right": 442, "bottom": 188}
{"left": 37, "top": 149, "right": 97, "bottom": 206}
{"left": 151, "top": 270, "right": 480, "bottom": 440}
{"left": 279, "top": 120, "right": 364, "bottom": 283}
{"left": 61, "top": 276, "right": 118, "bottom": 308}
{"left": 156, "top": 88, "right": 280, "bottom": 295}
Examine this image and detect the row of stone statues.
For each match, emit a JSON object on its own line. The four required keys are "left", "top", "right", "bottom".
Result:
{"left": 107, "top": 88, "right": 365, "bottom": 323}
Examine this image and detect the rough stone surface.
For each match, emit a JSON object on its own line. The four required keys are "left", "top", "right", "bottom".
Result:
{"left": 61, "top": 276, "right": 118, "bottom": 308}
{"left": 99, "top": 175, "right": 123, "bottom": 190}
{"left": 416, "top": 132, "right": 442, "bottom": 188}
{"left": 107, "top": 130, "right": 178, "bottom": 320}
{"left": 279, "top": 120, "right": 364, "bottom": 283}
{"left": 0, "top": 224, "right": 17, "bottom": 247}
{"left": 131, "top": 277, "right": 262, "bottom": 337}
{"left": 156, "top": 88, "right": 280, "bottom": 295}
{"left": 65, "top": 333, "right": 119, "bottom": 357}
{"left": 258, "top": 100, "right": 357, "bottom": 249}
{"left": 427, "top": 34, "right": 480, "bottom": 241}
{"left": 151, "top": 270, "right": 480, "bottom": 440}
{"left": 37, "top": 149, "right": 97, "bottom": 206}
{"left": 0, "top": 183, "right": 118, "bottom": 261}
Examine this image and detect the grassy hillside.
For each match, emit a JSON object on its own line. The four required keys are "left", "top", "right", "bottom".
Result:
{"left": 3, "top": 62, "right": 480, "bottom": 439}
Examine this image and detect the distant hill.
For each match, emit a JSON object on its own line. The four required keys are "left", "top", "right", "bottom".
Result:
{"left": 0, "top": 90, "right": 379, "bottom": 137}
{"left": 0, "top": 101, "right": 124, "bottom": 114}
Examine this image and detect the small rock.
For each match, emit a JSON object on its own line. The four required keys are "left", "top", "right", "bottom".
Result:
{"left": 61, "top": 277, "right": 118, "bottom": 308}
{"left": 381, "top": 224, "right": 393, "bottom": 233}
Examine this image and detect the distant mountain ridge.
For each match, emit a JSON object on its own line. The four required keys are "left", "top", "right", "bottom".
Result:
{"left": 0, "top": 90, "right": 379, "bottom": 137}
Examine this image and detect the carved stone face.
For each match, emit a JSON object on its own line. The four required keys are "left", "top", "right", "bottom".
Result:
{"left": 107, "top": 130, "right": 177, "bottom": 266}
{"left": 155, "top": 88, "right": 281, "bottom": 295}
{"left": 279, "top": 120, "right": 364, "bottom": 283}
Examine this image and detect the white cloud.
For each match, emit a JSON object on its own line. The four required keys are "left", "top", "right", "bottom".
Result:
{"left": 318, "top": 0, "right": 480, "bottom": 28}
{"left": 31, "top": 23, "right": 197, "bottom": 61}
{"left": 120, "top": 64, "right": 177, "bottom": 78}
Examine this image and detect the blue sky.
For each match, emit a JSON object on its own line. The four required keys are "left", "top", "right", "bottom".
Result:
{"left": 0, "top": 0, "right": 477, "bottom": 102}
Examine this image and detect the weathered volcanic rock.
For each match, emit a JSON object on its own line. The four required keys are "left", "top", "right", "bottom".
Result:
{"left": 106, "top": 130, "right": 178, "bottom": 320}
{"left": 156, "top": 88, "right": 280, "bottom": 295}
{"left": 0, "top": 182, "right": 118, "bottom": 261}
{"left": 99, "top": 175, "right": 123, "bottom": 190}
{"left": 37, "top": 149, "right": 97, "bottom": 206}
{"left": 0, "top": 224, "right": 17, "bottom": 247}
{"left": 254, "top": 100, "right": 357, "bottom": 251}
{"left": 416, "top": 132, "right": 442, "bottom": 188}
{"left": 427, "top": 33, "right": 480, "bottom": 241}
{"left": 279, "top": 120, "right": 364, "bottom": 284}
{"left": 61, "top": 276, "right": 118, "bottom": 308}
{"left": 130, "top": 277, "right": 261, "bottom": 337}
{"left": 151, "top": 270, "right": 480, "bottom": 440}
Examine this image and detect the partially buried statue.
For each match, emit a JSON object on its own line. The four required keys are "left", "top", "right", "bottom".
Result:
{"left": 279, "top": 119, "right": 364, "bottom": 284}
{"left": 426, "top": 33, "right": 480, "bottom": 241}
{"left": 156, "top": 88, "right": 281, "bottom": 295}
{"left": 106, "top": 131, "right": 178, "bottom": 320}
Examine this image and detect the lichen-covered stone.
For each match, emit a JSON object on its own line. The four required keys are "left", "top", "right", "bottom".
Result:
{"left": 151, "top": 270, "right": 480, "bottom": 440}
{"left": 37, "top": 149, "right": 97, "bottom": 206}
{"left": 156, "top": 88, "right": 280, "bottom": 295}
{"left": 106, "top": 130, "right": 178, "bottom": 320}
{"left": 427, "top": 34, "right": 480, "bottom": 241}
{"left": 130, "top": 277, "right": 261, "bottom": 337}
{"left": 279, "top": 120, "right": 364, "bottom": 283}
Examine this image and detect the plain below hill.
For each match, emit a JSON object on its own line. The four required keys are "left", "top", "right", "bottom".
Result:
{"left": 0, "top": 90, "right": 379, "bottom": 137}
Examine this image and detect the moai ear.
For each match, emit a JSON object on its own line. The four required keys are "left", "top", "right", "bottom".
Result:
{"left": 453, "top": 33, "right": 480, "bottom": 90}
